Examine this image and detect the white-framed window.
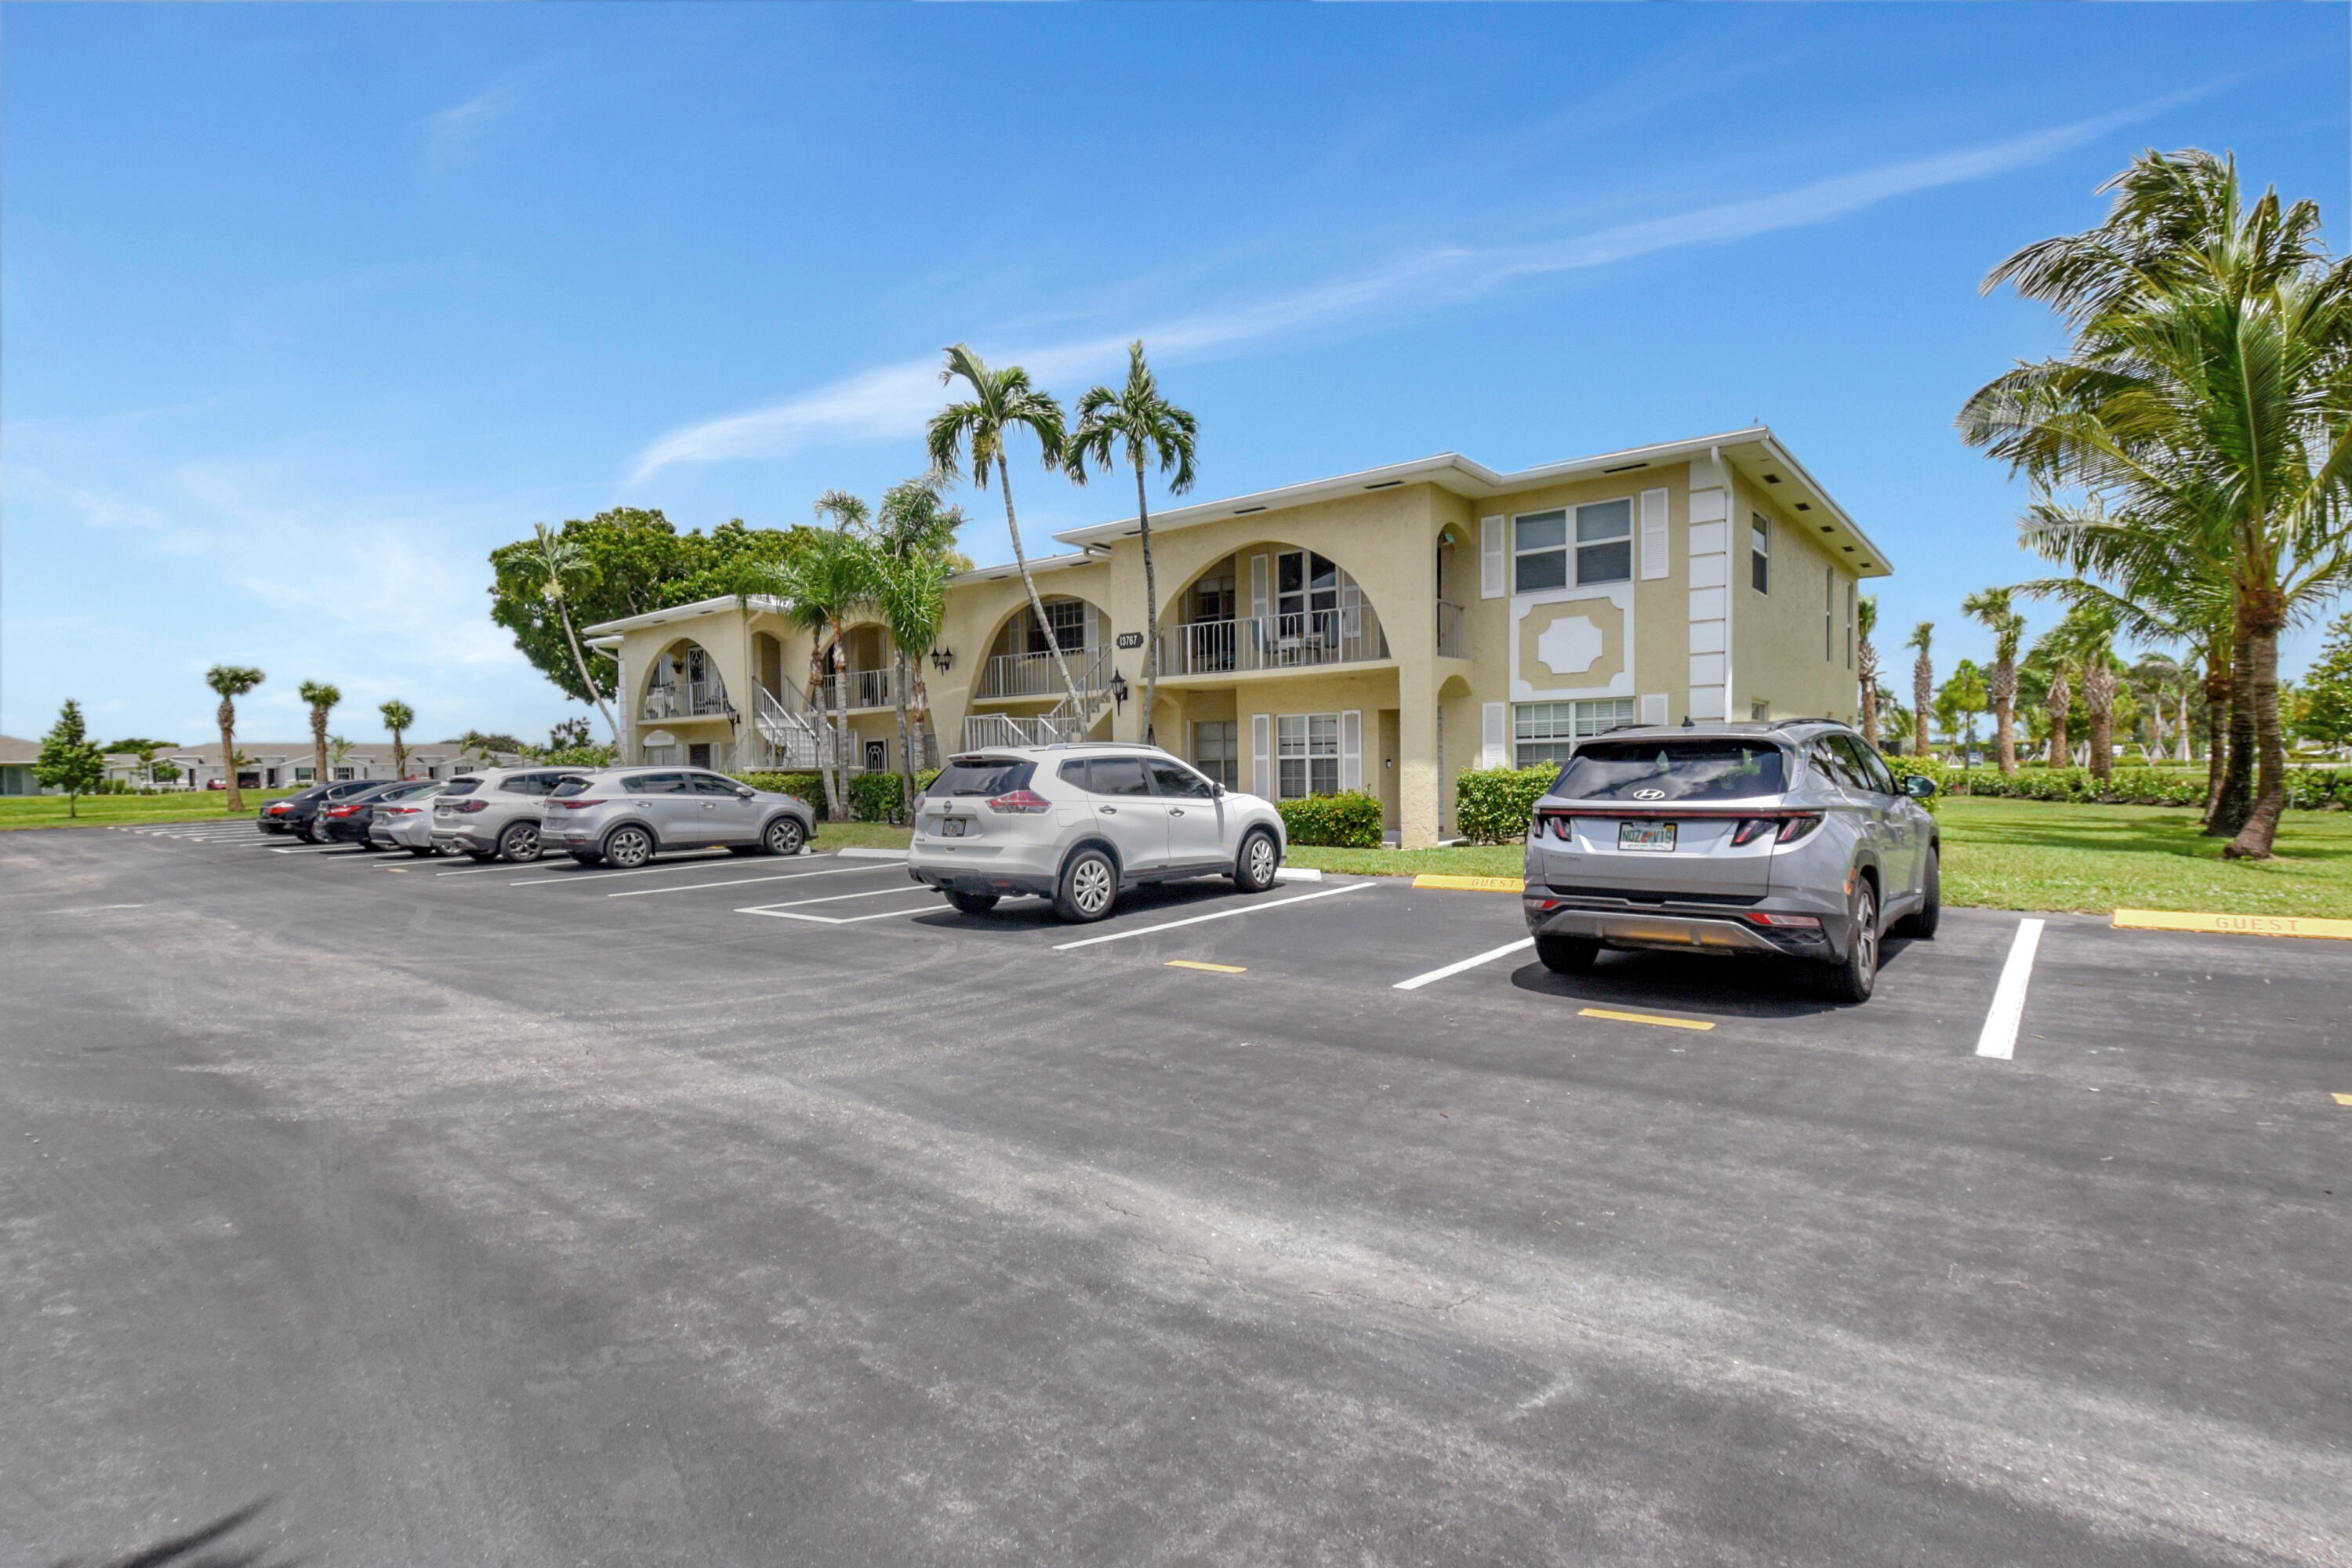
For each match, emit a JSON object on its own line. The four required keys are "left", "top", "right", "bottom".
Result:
{"left": 1513, "top": 499, "right": 1634, "bottom": 593}
{"left": 1192, "top": 720, "right": 1238, "bottom": 789}
{"left": 1512, "top": 699, "right": 1635, "bottom": 768}
{"left": 1846, "top": 579, "right": 1856, "bottom": 669}
{"left": 1826, "top": 566, "right": 1835, "bottom": 661}
{"left": 641, "top": 745, "right": 678, "bottom": 764}
{"left": 1275, "top": 712, "right": 1340, "bottom": 799}
{"left": 1751, "top": 699, "right": 1771, "bottom": 722}
{"left": 293, "top": 766, "right": 314, "bottom": 783}
{"left": 1028, "top": 598, "right": 1087, "bottom": 652}
{"left": 333, "top": 767, "right": 356, "bottom": 781}
{"left": 1751, "top": 514, "right": 1771, "bottom": 593}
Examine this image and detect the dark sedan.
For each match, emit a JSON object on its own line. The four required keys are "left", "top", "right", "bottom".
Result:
{"left": 258, "top": 779, "right": 387, "bottom": 840}
{"left": 318, "top": 780, "right": 437, "bottom": 848}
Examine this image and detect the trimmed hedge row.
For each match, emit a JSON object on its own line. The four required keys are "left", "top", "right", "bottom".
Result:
{"left": 1454, "top": 763, "right": 1562, "bottom": 844}
{"left": 1900, "top": 757, "right": 2352, "bottom": 810}
{"left": 731, "top": 767, "right": 944, "bottom": 824}
{"left": 1278, "top": 789, "right": 1385, "bottom": 848}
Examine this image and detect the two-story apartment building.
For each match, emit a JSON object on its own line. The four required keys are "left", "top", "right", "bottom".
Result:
{"left": 583, "top": 426, "right": 1891, "bottom": 848}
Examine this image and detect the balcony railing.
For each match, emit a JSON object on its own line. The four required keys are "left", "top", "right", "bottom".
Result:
{"left": 1436, "top": 600, "right": 1468, "bottom": 659}
{"left": 975, "top": 647, "right": 1109, "bottom": 701}
{"left": 641, "top": 677, "right": 733, "bottom": 721}
{"left": 818, "top": 667, "right": 894, "bottom": 711}
{"left": 1159, "top": 611, "right": 1386, "bottom": 677}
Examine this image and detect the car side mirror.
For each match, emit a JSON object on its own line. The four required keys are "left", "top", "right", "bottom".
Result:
{"left": 1210, "top": 782, "right": 1226, "bottom": 798}
{"left": 1903, "top": 775, "right": 1937, "bottom": 799}
{"left": 736, "top": 787, "right": 756, "bottom": 800}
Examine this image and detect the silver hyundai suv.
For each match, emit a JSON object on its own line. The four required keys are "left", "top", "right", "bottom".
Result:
{"left": 1520, "top": 720, "right": 1939, "bottom": 1002}
{"left": 430, "top": 767, "right": 596, "bottom": 863}
{"left": 546, "top": 768, "right": 815, "bottom": 867}
{"left": 908, "top": 744, "right": 1288, "bottom": 922}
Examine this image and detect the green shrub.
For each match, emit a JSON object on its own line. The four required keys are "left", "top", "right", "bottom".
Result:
{"left": 848, "top": 770, "right": 908, "bottom": 824}
{"left": 734, "top": 771, "right": 829, "bottom": 819}
{"left": 1454, "top": 763, "right": 1561, "bottom": 844}
{"left": 1881, "top": 754, "right": 2350, "bottom": 810}
{"left": 1278, "top": 789, "right": 1385, "bottom": 848}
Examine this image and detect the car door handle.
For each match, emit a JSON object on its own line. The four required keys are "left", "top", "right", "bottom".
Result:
{"left": 1168, "top": 808, "right": 1183, "bottom": 817}
{"left": 1099, "top": 806, "right": 1118, "bottom": 815}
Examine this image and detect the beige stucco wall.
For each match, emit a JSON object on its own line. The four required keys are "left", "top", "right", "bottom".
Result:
{"left": 1728, "top": 475, "right": 1862, "bottom": 724}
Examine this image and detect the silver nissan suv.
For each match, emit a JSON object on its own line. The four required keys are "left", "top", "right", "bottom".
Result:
{"left": 908, "top": 744, "right": 1288, "bottom": 922}
{"left": 1520, "top": 720, "right": 1940, "bottom": 1002}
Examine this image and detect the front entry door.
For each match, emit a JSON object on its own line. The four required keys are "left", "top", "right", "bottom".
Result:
{"left": 865, "top": 739, "right": 887, "bottom": 774}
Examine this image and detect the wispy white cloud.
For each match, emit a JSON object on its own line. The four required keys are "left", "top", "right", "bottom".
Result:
{"left": 629, "top": 93, "right": 2200, "bottom": 483}
{"left": 422, "top": 64, "right": 551, "bottom": 171}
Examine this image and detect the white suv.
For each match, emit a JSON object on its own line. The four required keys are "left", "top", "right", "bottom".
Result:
{"left": 908, "top": 744, "right": 1288, "bottom": 922}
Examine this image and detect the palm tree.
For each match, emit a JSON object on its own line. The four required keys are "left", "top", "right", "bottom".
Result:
{"left": 875, "top": 550, "right": 953, "bottom": 811}
{"left": 1959, "top": 148, "right": 2352, "bottom": 858}
{"left": 874, "top": 470, "right": 967, "bottom": 781}
{"left": 380, "top": 699, "right": 416, "bottom": 779}
{"left": 528, "top": 523, "right": 621, "bottom": 742}
{"left": 1961, "top": 588, "right": 2027, "bottom": 774}
{"left": 739, "top": 528, "right": 881, "bottom": 819}
{"left": 1065, "top": 341, "right": 1200, "bottom": 742}
{"left": 1904, "top": 622, "right": 1934, "bottom": 759}
{"left": 298, "top": 681, "right": 341, "bottom": 787}
{"left": 927, "top": 343, "right": 1080, "bottom": 710}
{"left": 2027, "top": 630, "right": 2076, "bottom": 768}
{"left": 205, "top": 665, "right": 264, "bottom": 812}
{"left": 1856, "top": 595, "right": 1882, "bottom": 748}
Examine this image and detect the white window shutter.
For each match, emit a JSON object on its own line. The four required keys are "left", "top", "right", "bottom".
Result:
{"left": 1083, "top": 601, "right": 1101, "bottom": 649}
{"left": 1340, "top": 710, "right": 1363, "bottom": 792}
{"left": 1251, "top": 713, "right": 1272, "bottom": 799}
{"left": 1479, "top": 517, "right": 1505, "bottom": 599}
{"left": 1481, "top": 701, "right": 1507, "bottom": 768}
{"left": 1249, "top": 554, "right": 1270, "bottom": 621}
{"left": 1640, "top": 692, "right": 1669, "bottom": 727}
{"left": 1639, "top": 488, "right": 1670, "bottom": 580}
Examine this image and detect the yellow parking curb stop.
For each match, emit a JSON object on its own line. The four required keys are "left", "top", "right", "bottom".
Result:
{"left": 1413, "top": 874, "right": 1526, "bottom": 894}
{"left": 2111, "top": 909, "right": 2352, "bottom": 941}
{"left": 1580, "top": 1007, "right": 1715, "bottom": 1032}
{"left": 1167, "top": 960, "right": 1247, "bottom": 974}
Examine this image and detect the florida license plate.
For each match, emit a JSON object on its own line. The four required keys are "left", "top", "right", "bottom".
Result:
{"left": 1618, "top": 820, "right": 1676, "bottom": 852}
{"left": 940, "top": 818, "right": 966, "bottom": 837}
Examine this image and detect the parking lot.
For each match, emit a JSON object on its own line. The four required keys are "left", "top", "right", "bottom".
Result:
{"left": 6, "top": 822, "right": 2349, "bottom": 1566}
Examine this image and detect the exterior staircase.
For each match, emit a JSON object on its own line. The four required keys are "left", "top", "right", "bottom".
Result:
{"left": 750, "top": 678, "right": 826, "bottom": 770}
{"left": 961, "top": 646, "right": 1116, "bottom": 752}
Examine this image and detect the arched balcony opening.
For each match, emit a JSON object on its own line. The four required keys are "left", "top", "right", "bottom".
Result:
{"left": 1159, "top": 546, "right": 1391, "bottom": 678}
{"left": 640, "top": 640, "right": 732, "bottom": 724}
{"left": 971, "top": 594, "right": 1112, "bottom": 702}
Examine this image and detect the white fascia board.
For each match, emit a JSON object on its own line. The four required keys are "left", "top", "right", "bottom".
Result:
{"left": 947, "top": 551, "right": 1096, "bottom": 586}
{"left": 580, "top": 593, "right": 789, "bottom": 637}
{"left": 1047, "top": 428, "right": 1780, "bottom": 548}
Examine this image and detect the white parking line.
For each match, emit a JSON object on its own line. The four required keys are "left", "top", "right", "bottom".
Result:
{"left": 735, "top": 884, "right": 931, "bottom": 913}
{"left": 606, "top": 863, "right": 885, "bottom": 898}
{"left": 1392, "top": 937, "right": 1535, "bottom": 991}
{"left": 1050, "top": 880, "right": 1370, "bottom": 951}
{"left": 268, "top": 844, "right": 368, "bottom": 855}
{"left": 734, "top": 898, "right": 936, "bottom": 926}
{"left": 1974, "top": 917, "right": 2046, "bottom": 1060}
{"left": 495, "top": 849, "right": 793, "bottom": 885}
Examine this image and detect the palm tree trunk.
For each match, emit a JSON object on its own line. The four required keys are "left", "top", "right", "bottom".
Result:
{"left": 391, "top": 729, "right": 408, "bottom": 780}
{"left": 996, "top": 454, "right": 1083, "bottom": 714}
{"left": 1135, "top": 462, "right": 1161, "bottom": 745}
{"left": 827, "top": 622, "right": 850, "bottom": 820}
{"left": 1911, "top": 655, "right": 1933, "bottom": 759}
{"left": 1858, "top": 644, "right": 1879, "bottom": 748}
{"left": 808, "top": 646, "right": 842, "bottom": 822}
{"left": 2045, "top": 666, "right": 2071, "bottom": 770}
{"left": 311, "top": 710, "right": 328, "bottom": 786}
{"left": 558, "top": 601, "right": 621, "bottom": 742}
{"left": 909, "top": 664, "right": 934, "bottom": 778}
{"left": 2084, "top": 659, "right": 2115, "bottom": 783}
{"left": 2211, "top": 626, "right": 2256, "bottom": 836}
{"left": 2201, "top": 659, "right": 2229, "bottom": 818}
{"left": 2225, "top": 588, "right": 2288, "bottom": 859}
{"left": 218, "top": 703, "right": 242, "bottom": 814}
{"left": 892, "top": 648, "right": 916, "bottom": 820}
{"left": 1991, "top": 658, "right": 2016, "bottom": 774}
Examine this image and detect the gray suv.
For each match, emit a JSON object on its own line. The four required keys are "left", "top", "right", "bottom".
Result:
{"left": 430, "top": 768, "right": 597, "bottom": 862}
{"left": 1520, "top": 720, "right": 1939, "bottom": 1002}
{"left": 546, "top": 768, "right": 814, "bottom": 867}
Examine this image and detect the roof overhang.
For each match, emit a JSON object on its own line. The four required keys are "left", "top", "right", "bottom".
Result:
{"left": 582, "top": 594, "right": 788, "bottom": 637}
{"left": 948, "top": 551, "right": 1098, "bottom": 586}
{"left": 1048, "top": 426, "right": 1891, "bottom": 578}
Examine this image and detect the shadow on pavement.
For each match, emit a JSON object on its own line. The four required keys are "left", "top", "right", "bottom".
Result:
{"left": 1503, "top": 944, "right": 1875, "bottom": 1019}
{"left": 53, "top": 1501, "right": 293, "bottom": 1568}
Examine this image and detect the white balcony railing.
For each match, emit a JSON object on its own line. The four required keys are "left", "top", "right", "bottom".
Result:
{"left": 1159, "top": 611, "right": 1385, "bottom": 677}
{"left": 817, "top": 667, "right": 894, "bottom": 711}
{"left": 641, "top": 676, "right": 733, "bottom": 721}
{"left": 975, "top": 647, "right": 1110, "bottom": 701}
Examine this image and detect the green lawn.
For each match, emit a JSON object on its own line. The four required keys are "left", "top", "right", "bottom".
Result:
{"left": 1287, "top": 797, "right": 2352, "bottom": 919}
{"left": 0, "top": 790, "right": 299, "bottom": 830}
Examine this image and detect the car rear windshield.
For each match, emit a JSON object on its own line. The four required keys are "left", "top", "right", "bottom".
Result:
{"left": 1549, "top": 740, "right": 1788, "bottom": 803}
{"left": 440, "top": 779, "right": 481, "bottom": 797}
{"left": 935, "top": 757, "right": 1036, "bottom": 797}
{"left": 549, "top": 777, "right": 596, "bottom": 798}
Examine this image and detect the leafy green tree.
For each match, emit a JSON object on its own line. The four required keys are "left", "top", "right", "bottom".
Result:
{"left": 927, "top": 343, "right": 1077, "bottom": 710}
{"left": 298, "top": 681, "right": 341, "bottom": 786}
{"left": 205, "top": 665, "right": 265, "bottom": 811}
{"left": 35, "top": 699, "right": 107, "bottom": 815}
{"left": 1934, "top": 660, "right": 1991, "bottom": 764}
{"left": 1904, "top": 622, "right": 1934, "bottom": 759}
{"left": 1962, "top": 587, "right": 2027, "bottom": 773}
{"left": 487, "top": 510, "right": 819, "bottom": 708}
{"left": 379, "top": 699, "right": 416, "bottom": 779}
{"left": 873, "top": 470, "right": 970, "bottom": 780}
{"left": 526, "top": 523, "right": 621, "bottom": 741}
{"left": 2299, "top": 609, "right": 2352, "bottom": 750}
{"left": 875, "top": 547, "right": 953, "bottom": 810}
{"left": 1960, "top": 148, "right": 2352, "bottom": 858}
{"left": 1065, "top": 341, "right": 1200, "bottom": 742}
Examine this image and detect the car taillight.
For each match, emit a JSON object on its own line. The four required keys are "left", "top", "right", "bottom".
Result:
{"left": 1775, "top": 814, "right": 1823, "bottom": 844}
{"left": 328, "top": 805, "right": 361, "bottom": 818}
{"left": 450, "top": 798, "right": 489, "bottom": 813}
{"left": 384, "top": 806, "right": 419, "bottom": 815}
{"left": 986, "top": 789, "right": 1051, "bottom": 815}
{"left": 267, "top": 803, "right": 290, "bottom": 815}
{"left": 1748, "top": 912, "right": 1823, "bottom": 928}
{"left": 554, "top": 799, "right": 606, "bottom": 810}
{"left": 1731, "top": 818, "right": 1777, "bottom": 847}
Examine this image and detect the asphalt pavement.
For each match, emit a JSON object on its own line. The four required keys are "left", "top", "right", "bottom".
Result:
{"left": 5, "top": 821, "right": 2347, "bottom": 1566}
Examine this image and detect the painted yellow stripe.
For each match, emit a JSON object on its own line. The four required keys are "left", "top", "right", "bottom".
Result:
{"left": 1167, "top": 959, "right": 1247, "bottom": 975}
{"left": 1413, "top": 874, "right": 1526, "bottom": 894}
{"left": 1579, "top": 1007, "right": 1715, "bottom": 1033}
{"left": 2333, "top": 1094, "right": 2352, "bottom": 1107}
{"left": 2111, "top": 908, "right": 2352, "bottom": 942}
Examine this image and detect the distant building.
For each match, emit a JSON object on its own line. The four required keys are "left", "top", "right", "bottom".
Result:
{"left": 0, "top": 735, "right": 37, "bottom": 796}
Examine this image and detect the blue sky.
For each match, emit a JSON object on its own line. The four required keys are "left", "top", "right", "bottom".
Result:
{"left": 5, "top": 4, "right": 2346, "bottom": 746}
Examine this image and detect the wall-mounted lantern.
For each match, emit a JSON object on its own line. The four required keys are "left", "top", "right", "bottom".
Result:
{"left": 930, "top": 646, "right": 955, "bottom": 673}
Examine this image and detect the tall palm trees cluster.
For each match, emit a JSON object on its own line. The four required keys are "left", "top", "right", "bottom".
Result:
{"left": 1955, "top": 149, "right": 2352, "bottom": 860}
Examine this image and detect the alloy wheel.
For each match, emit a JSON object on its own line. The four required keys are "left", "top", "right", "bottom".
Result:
{"left": 605, "top": 826, "right": 652, "bottom": 869}
{"left": 502, "top": 822, "right": 541, "bottom": 862}
{"left": 766, "top": 817, "right": 804, "bottom": 855}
